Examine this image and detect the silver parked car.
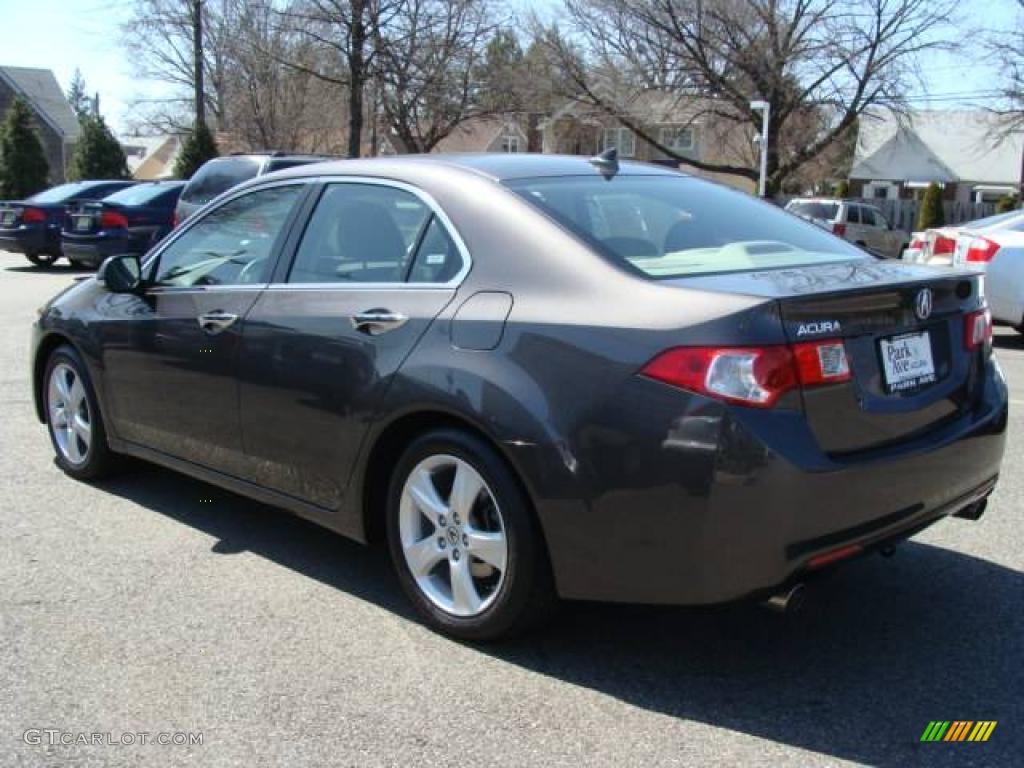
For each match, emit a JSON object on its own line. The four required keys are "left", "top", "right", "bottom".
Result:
{"left": 786, "top": 198, "right": 911, "bottom": 259}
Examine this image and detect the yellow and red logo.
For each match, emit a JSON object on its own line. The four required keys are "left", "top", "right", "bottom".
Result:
{"left": 920, "top": 721, "right": 997, "bottom": 742}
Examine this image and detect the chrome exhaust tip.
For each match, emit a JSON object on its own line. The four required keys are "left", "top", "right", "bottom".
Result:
{"left": 762, "top": 583, "right": 805, "bottom": 614}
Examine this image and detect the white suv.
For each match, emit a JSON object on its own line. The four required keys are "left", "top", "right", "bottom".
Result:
{"left": 785, "top": 198, "right": 910, "bottom": 259}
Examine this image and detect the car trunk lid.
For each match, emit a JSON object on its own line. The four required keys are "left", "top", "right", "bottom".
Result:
{"left": 65, "top": 200, "right": 104, "bottom": 234}
{"left": 674, "top": 259, "right": 986, "bottom": 454}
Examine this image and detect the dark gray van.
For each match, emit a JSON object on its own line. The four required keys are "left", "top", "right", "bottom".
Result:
{"left": 174, "top": 153, "right": 333, "bottom": 225}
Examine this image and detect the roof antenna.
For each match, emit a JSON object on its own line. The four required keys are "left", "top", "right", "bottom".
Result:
{"left": 589, "top": 147, "right": 618, "bottom": 178}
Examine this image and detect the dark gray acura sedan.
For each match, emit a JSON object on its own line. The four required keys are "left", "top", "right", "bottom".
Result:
{"left": 31, "top": 154, "right": 1008, "bottom": 640}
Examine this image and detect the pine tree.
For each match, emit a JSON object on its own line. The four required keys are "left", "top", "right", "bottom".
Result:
{"left": 996, "top": 193, "right": 1019, "bottom": 213}
{"left": 917, "top": 182, "right": 945, "bottom": 229}
{"left": 67, "top": 68, "right": 92, "bottom": 121}
{"left": 173, "top": 121, "right": 219, "bottom": 180}
{"left": 0, "top": 97, "right": 50, "bottom": 198}
{"left": 68, "top": 114, "right": 129, "bottom": 180}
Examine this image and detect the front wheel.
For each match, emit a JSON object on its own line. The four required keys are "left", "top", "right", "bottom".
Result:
{"left": 386, "top": 428, "right": 555, "bottom": 641}
{"left": 44, "top": 345, "right": 119, "bottom": 480}
{"left": 27, "top": 252, "right": 59, "bottom": 268}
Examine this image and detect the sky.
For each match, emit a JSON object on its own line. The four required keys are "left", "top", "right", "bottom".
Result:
{"left": 0, "top": 0, "right": 1019, "bottom": 136}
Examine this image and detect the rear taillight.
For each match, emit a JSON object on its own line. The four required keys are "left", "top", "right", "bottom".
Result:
{"left": 832, "top": 222, "right": 846, "bottom": 237}
{"left": 640, "top": 338, "right": 849, "bottom": 408}
{"left": 932, "top": 235, "right": 956, "bottom": 256}
{"left": 964, "top": 308, "right": 993, "bottom": 352}
{"left": 100, "top": 210, "right": 129, "bottom": 229}
{"left": 22, "top": 207, "right": 45, "bottom": 223}
{"left": 792, "top": 340, "right": 852, "bottom": 386}
{"left": 965, "top": 236, "right": 999, "bottom": 263}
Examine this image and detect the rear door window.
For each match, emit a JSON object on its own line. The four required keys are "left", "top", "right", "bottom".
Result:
{"left": 104, "top": 184, "right": 184, "bottom": 206}
{"left": 288, "top": 183, "right": 430, "bottom": 284}
{"left": 180, "top": 157, "right": 263, "bottom": 204}
{"left": 846, "top": 206, "right": 861, "bottom": 224}
{"left": 408, "top": 217, "right": 464, "bottom": 283}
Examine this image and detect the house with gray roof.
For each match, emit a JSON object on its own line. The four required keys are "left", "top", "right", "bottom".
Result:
{"left": 850, "top": 110, "right": 1024, "bottom": 206}
{"left": 0, "top": 66, "right": 81, "bottom": 184}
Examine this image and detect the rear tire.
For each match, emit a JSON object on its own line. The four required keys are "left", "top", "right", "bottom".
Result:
{"left": 27, "top": 252, "right": 58, "bottom": 268}
{"left": 43, "top": 345, "right": 119, "bottom": 480}
{"left": 386, "top": 428, "right": 556, "bottom": 641}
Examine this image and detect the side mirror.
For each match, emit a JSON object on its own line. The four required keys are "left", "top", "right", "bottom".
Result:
{"left": 97, "top": 254, "right": 143, "bottom": 293}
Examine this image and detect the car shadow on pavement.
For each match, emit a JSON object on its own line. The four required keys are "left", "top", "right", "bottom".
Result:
{"left": 993, "top": 332, "right": 1023, "bottom": 351}
{"left": 95, "top": 463, "right": 1022, "bottom": 767}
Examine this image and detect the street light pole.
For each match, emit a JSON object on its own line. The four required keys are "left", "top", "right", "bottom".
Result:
{"left": 750, "top": 100, "right": 770, "bottom": 198}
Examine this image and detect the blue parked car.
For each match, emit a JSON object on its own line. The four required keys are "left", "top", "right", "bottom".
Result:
{"left": 61, "top": 181, "right": 186, "bottom": 268}
{"left": 0, "top": 180, "right": 137, "bottom": 267}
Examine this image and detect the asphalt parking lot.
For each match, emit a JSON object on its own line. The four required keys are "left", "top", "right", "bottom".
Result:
{"left": 1, "top": 257, "right": 1021, "bottom": 767}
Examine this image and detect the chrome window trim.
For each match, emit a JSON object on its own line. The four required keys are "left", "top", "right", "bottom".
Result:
{"left": 142, "top": 175, "right": 472, "bottom": 294}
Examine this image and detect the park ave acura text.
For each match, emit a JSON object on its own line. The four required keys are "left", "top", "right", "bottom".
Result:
{"left": 30, "top": 153, "right": 1008, "bottom": 640}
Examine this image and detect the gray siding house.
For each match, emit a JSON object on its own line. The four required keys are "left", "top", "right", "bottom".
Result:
{"left": 0, "top": 66, "right": 81, "bottom": 184}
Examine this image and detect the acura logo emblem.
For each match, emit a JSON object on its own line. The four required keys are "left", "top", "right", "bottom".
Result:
{"left": 915, "top": 288, "right": 933, "bottom": 321}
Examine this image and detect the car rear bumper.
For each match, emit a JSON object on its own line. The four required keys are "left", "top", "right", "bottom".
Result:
{"left": 60, "top": 233, "right": 136, "bottom": 266}
{"left": 0, "top": 227, "right": 48, "bottom": 254}
{"left": 530, "top": 359, "right": 1009, "bottom": 605}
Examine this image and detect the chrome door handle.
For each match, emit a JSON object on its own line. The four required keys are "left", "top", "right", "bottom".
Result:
{"left": 351, "top": 309, "right": 408, "bottom": 335}
{"left": 197, "top": 310, "right": 239, "bottom": 334}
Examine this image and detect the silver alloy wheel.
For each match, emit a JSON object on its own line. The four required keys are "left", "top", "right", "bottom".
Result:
{"left": 399, "top": 454, "right": 508, "bottom": 617}
{"left": 47, "top": 362, "right": 92, "bottom": 465}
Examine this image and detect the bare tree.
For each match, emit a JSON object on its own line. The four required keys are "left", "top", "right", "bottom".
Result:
{"left": 274, "top": 0, "right": 384, "bottom": 157}
{"left": 989, "top": 0, "right": 1024, "bottom": 134}
{"left": 122, "top": 0, "right": 235, "bottom": 132}
{"left": 543, "top": 0, "right": 958, "bottom": 194}
{"left": 372, "top": 0, "right": 499, "bottom": 152}
{"left": 222, "top": 0, "right": 347, "bottom": 151}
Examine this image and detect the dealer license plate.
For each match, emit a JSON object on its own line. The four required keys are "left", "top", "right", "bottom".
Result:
{"left": 879, "top": 331, "right": 936, "bottom": 393}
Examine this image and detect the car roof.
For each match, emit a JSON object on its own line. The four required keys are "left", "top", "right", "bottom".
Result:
{"left": 262, "top": 153, "right": 685, "bottom": 183}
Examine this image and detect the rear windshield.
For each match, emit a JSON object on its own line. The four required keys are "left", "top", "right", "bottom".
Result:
{"left": 104, "top": 183, "right": 184, "bottom": 206}
{"left": 28, "top": 182, "right": 96, "bottom": 204}
{"left": 506, "top": 176, "right": 864, "bottom": 278}
{"left": 264, "top": 157, "right": 324, "bottom": 173}
{"left": 786, "top": 201, "right": 840, "bottom": 221}
{"left": 180, "top": 157, "right": 262, "bottom": 203}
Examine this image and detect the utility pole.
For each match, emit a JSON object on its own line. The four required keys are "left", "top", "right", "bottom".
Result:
{"left": 750, "top": 100, "right": 770, "bottom": 198}
{"left": 192, "top": 0, "right": 205, "bottom": 128}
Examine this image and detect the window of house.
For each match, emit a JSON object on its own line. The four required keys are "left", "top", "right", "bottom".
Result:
{"left": 660, "top": 126, "right": 695, "bottom": 153}
{"left": 500, "top": 129, "right": 521, "bottom": 153}
{"left": 601, "top": 127, "right": 636, "bottom": 157}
